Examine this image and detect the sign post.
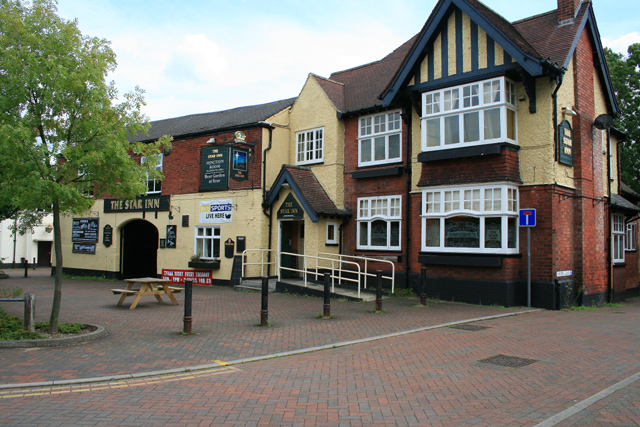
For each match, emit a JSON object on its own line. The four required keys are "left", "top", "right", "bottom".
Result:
{"left": 519, "top": 209, "right": 536, "bottom": 307}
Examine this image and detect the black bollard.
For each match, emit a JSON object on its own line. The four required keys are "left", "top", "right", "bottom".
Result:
{"left": 23, "top": 259, "right": 28, "bottom": 278}
{"left": 323, "top": 272, "right": 331, "bottom": 317}
{"left": 420, "top": 266, "right": 427, "bottom": 306}
{"left": 261, "top": 276, "right": 269, "bottom": 326}
{"left": 376, "top": 270, "right": 383, "bottom": 312}
{"left": 183, "top": 280, "right": 193, "bottom": 334}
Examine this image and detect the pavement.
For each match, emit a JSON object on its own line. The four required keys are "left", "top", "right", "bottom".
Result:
{"left": 0, "top": 268, "right": 638, "bottom": 426}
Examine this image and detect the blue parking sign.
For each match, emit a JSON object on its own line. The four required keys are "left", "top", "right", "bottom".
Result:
{"left": 519, "top": 209, "right": 536, "bottom": 227}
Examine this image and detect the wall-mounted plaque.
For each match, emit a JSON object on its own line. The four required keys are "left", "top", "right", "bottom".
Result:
{"left": 72, "top": 218, "right": 99, "bottom": 243}
{"left": 103, "top": 225, "right": 113, "bottom": 247}
{"left": 73, "top": 243, "right": 96, "bottom": 254}
{"left": 558, "top": 120, "right": 573, "bottom": 166}
{"left": 166, "top": 225, "right": 177, "bottom": 248}
{"left": 231, "top": 148, "right": 248, "bottom": 182}
{"left": 201, "top": 146, "right": 229, "bottom": 191}
{"left": 277, "top": 193, "right": 303, "bottom": 219}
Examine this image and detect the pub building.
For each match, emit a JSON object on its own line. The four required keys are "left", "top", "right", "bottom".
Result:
{"left": 59, "top": 0, "right": 639, "bottom": 308}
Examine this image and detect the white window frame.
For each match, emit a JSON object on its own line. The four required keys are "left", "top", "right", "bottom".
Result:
{"left": 421, "top": 76, "right": 517, "bottom": 152}
{"left": 613, "top": 214, "right": 625, "bottom": 263}
{"left": 358, "top": 110, "right": 402, "bottom": 167}
{"left": 421, "top": 183, "right": 519, "bottom": 254}
{"left": 296, "top": 127, "right": 324, "bottom": 165}
{"left": 357, "top": 195, "right": 402, "bottom": 250}
{"left": 195, "top": 226, "right": 221, "bottom": 260}
{"left": 142, "top": 153, "right": 162, "bottom": 194}
{"left": 326, "top": 222, "right": 338, "bottom": 245}
{"left": 626, "top": 222, "right": 637, "bottom": 251}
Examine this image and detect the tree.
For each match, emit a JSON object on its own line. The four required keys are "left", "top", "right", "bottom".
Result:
{"left": 0, "top": 0, "right": 170, "bottom": 332}
{"left": 604, "top": 44, "right": 640, "bottom": 192}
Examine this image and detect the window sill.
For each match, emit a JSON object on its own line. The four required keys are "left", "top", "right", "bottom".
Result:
{"left": 188, "top": 261, "right": 221, "bottom": 270}
{"left": 325, "top": 243, "right": 339, "bottom": 247}
{"left": 417, "top": 142, "right": 518, "bottom": 163}
{"left": 352, "top": 166, "right": 404, "bottom": 179}
{"left": 613, "top": 262, "right": 627, "bottom": 267}
{"left": 418, "top": 252, "right": 520, "bottom": 267}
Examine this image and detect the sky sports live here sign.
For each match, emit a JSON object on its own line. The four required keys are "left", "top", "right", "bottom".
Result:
{"left": 519, "top": 209, "right": 536, "bottom": 227}
{"left": 199, "top": 199, "right": 233, "bottom": 223}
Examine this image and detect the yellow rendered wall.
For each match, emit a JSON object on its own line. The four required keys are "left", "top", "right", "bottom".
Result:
{"left": 288, "top": 75, "right": 345, "bottom": 209}
{"left": 264, "top": 107, "right": 292, "bottom": 189}
{"left": 60, "top": 190, "right": 269, "bottom": 279}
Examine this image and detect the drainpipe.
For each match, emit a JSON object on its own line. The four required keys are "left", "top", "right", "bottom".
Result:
{"left": 402, "top": 107, "right": 412, "bottom": 290}
{"left": 259, "top": 122, "right": 276, "bottom": 277}
{"left": 552, "top": 73, "right": 564, "bottom": 162}
{"left": 606, "top": 128, "right": 613, "bottom": 303}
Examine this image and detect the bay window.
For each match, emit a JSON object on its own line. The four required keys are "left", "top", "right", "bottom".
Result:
{"left": 358, "top": 110, "right": 402, "bottom": 166}
{"left": 422, "top": 184, "right": 518, "bottom": 254}
{"left": 421, "top": 77, "right": 517, "bottom": 151}
{"left": 357, "top": 195, "right": 401, "bottom": 250}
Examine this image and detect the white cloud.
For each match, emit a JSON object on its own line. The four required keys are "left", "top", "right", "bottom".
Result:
{"left": 602, "top": 32, "right": 640, "bottom": 55}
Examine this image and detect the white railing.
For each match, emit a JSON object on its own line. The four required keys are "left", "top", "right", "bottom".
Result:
{"left": 278, "top": 252, "right": 364, "bottom": 298}
{"left": 242, "top": 249, "right": 277, "bottom": 279}
{"left": 318, "top": 252, "right": 395, "bottom": 294}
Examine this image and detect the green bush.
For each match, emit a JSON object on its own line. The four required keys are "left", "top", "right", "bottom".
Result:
{"left": 0, "top": 308, "right": 85, "bottom": 340}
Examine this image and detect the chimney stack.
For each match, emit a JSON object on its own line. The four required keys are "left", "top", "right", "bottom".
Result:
{"left": 558, "top": 0, "right": 583, "bottom": 24}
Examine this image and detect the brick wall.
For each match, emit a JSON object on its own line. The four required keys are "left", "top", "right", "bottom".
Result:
{"left": 160, "top": 127, "right": 264, "bottom": 195}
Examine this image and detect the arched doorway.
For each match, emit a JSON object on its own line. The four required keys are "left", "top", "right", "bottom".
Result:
{"left": 120, "top": 220, "right": 158, "bottom": 279}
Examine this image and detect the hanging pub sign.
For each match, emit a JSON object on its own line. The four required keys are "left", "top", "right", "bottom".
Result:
{"left": 277, "top": 193, "right": 303, "bottom": 219}
{"left": 104, "top": 195, "right": 170, "bottom": 213}
{"left": 72, "top": 218, "right": 99, "bottom": 243}
{"left": 166, "top": 225, "right": 177, "bottom": 248}
{"left": 103, "top": 225, "right": 113, "bottom": 247}
{"left": 199, "top": 199, "right": 233, "bottom": 223}
{"left": 201, "top": 146, "right": 229, "bottom": 191}
{"left": 231, "top": 148, "right": 248, "bottom": 182}
{"left": 558, "top": 120, "right": 573, "bottom": 166}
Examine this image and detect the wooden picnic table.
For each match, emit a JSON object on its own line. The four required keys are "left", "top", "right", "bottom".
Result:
{"left": 111, "top": 277, "right": 182, "bottom": 310}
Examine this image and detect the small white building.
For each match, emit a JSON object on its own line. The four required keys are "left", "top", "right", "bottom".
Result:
{"left": 0, "top": 215, "right": 53, "bottom": 268}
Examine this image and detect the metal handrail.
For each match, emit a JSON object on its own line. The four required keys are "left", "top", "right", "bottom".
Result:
{"left": 318, "top": 252, "right": 395, "bottom": 293}
{"left": 242, "top": 249, "right": 277, "bottom": 278}
{"left": 278, "top": 252, "right": 363, "bottom": 298}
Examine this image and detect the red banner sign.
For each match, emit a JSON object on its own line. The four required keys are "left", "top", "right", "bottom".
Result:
{"left": 162, "top": 269, "right": 212, "bottom": 285}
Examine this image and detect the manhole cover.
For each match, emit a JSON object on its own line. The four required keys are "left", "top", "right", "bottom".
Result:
{"left": 478, "top": 354, "right": 538, "bottom": 368}
{"left": 450, "top": 324, "right": 490, "bottom": 331}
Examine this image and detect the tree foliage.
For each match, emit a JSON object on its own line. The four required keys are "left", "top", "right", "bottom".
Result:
{"left": 605, "top": 44, "right": 640, "bottom": 192}
{"left": 0, "top": 0, "right": 170, "bottom": 331}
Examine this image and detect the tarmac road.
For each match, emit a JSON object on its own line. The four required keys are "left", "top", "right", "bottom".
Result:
{"left": 0, "top": 269, "right": 638, "bottom": 426}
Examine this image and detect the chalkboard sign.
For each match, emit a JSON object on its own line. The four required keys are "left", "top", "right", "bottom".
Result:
{"left": 230, "top": 255, "right": 243, "bottom": 287}
{"left": 166, "top": 225, "right": 176, "bottom": 248}
{"left": 201, "top": 146, "right": 229, "bottom": 191}
{"left": 237, "top": 236, "right": 246, "bottom": 253}
{"left": 103, "top": 225, "right": 112, "bottom": 247}
{"left": 73, "top": 243, "right": 96, "bottom": 254}
{"left": 72, "top": 218, "right": 99, "bottom": 243}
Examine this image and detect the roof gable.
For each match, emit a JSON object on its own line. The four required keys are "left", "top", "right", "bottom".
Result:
{"left": 381, "top": 0, "right": 546, "bottom": 106}
{"left": 265, "top": 166, "right": 350, "bottom": 222}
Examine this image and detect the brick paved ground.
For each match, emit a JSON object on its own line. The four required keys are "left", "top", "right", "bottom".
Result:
{"left": 0, "top": 269, "right": 638, "bottom": 426}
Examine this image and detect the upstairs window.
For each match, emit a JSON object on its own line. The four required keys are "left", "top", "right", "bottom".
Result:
{"left": 142, "top": 154, "right": 162, "bottom": 194}
{"left": 358, "top": 110, "right": 402, "bottom": 166}
{"left": 296, "top": 127, "right": 324, "bottom": 165}
{"left": 421, "top": 77, "right": 517, "bottom": 151}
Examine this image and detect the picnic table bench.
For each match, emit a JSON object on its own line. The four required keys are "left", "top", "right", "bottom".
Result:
{"left": 112, "top": 277, "right": 182, "bottom": 309}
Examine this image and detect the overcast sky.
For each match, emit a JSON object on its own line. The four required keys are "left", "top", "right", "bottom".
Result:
{"left": 55, "top": 0, "right": 640, "bottom": 121}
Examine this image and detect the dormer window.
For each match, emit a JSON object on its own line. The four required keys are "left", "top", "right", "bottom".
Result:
{"left": 421, "top": 77, "right": 517, "bottom": 151}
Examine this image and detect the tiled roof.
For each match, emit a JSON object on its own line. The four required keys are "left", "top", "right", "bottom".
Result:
{"left": 328, "top": 35, "right": 418, "bottom": 114}
{"left": 131, "top": 98, "right": 296, "bottom": 143}
{"left": 611, "top": 193, "right": 640, "bottom": 213}
{"left": 312, "top": 75, "right": 345, "bottom": 113}
{"left": 284, "top": 166, "right": 350, "bottom": 218}
{"left": 514, "top": 5, "right": 589, "bottom": 69}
